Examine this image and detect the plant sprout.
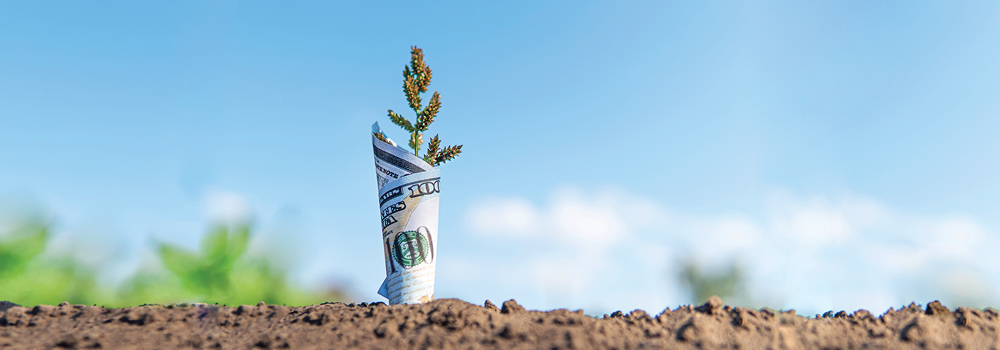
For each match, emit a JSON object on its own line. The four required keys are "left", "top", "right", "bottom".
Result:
{"left": 375, "top": 46, "right": 462, "bottom": 166}
{"left": 0, "top": 222, "right": 47, "bottom": 279}
{"left": 157, "top": 224, "right": 251, "bottom": 300}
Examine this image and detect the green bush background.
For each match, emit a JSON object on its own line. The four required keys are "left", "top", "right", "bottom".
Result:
{"left": 0, "top": 218, "right": 346, "bottom": 307}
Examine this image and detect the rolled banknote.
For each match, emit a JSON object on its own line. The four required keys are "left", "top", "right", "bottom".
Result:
{"left": 372, "top": 122, "right": 440, "bottom": 304}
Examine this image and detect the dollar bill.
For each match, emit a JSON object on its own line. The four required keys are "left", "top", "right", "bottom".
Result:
{"left": 372, "top": 122, "right": 440, "bottom": 304}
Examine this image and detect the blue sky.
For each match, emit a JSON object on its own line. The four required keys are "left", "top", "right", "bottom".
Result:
{"left": 2, "top": 1, "right": 1000, "bottom": 315}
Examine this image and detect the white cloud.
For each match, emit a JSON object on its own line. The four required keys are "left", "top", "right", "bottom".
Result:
{"left": 204, "top": 189, "right": 251, "bottom": 224}
{"left": 548, "top": 188, "right": 629, "bottom": 247}
{"left": 763, "top": 192, "right": 886, "bottom": 246}
{"left": 465, "top": 197, "right": 539, "bottom": 237}
{"left": 467, "top": 187, "right": 661, "bottom": 248}
{"left": 919, "top": 216, "right": 989, "bottom": 262}
{"left": 939, "top": 269, "right": 994, "bottom": 307}
{"left": 459, "top": 186, "right": 1000, "bottom": 314}
{"left": 529, "top": 258, "right": 589, "bottom": 297}
{"left": 683, "top": 215, "right": 763, "bottom": 267}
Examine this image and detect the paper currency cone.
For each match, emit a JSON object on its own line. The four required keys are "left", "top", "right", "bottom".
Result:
{"left": 371, "top": 123, "right": 440, "bottom": 305}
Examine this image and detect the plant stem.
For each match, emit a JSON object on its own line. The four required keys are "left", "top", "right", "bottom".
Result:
{"left": 412, "top": 106, "right": 421, "bottom": 156}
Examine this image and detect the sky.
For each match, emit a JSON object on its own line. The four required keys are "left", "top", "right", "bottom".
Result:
{"left": 2, "top": 1, "right": 1000, "bottom": 315}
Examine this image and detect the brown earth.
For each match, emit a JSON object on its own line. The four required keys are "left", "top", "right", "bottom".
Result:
{"left": 0, "top": 297, "right": 997, "bottom": 349}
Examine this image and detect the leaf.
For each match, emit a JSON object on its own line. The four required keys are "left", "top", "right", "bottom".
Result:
{"left": 226, "top": 224, "right": 251, "bottom": 263}
{"left": 434, "top": 145, "right": 462, "bottom": 165}
{"left": 415, "top": 92, "right": 439, "bottom": 131}
{"left": 158, "top": 243, "right": 200, "bottom": 282}
{"left": 410, "top": 46, "right": 431, "bottom": 93}
{"left": 7, "top": 224, "right": 47, "bottom": 261}
{"left": 423, "top": 134, "right": 441, "bottom": 165}
{"left": 202, "top": 225, "right": 230, "bottom": 268}
{"left": 408, "top": 132, "right": 423, "bottom": 156}
{"left": 417, "top": 64, "right": 432, "bottom": 93}
{"left": 388, "top": 110, "right": 414, "bottom": 132}
{"left": 403, "top": 73, "right": 422, "bottom": 112}
{"left": 0, "top": 224, "right": 48, "bottom": 278}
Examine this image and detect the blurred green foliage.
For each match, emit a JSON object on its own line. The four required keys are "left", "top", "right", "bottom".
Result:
{"left": 0, "top": 221, "right": 47, "bottom": 279}
{"left": 0, "top": 219, "right": 346, "bottom": 307}
{"left": 158, "top": 224, "right": 251, "bottom": 301}
{"left": 679, "top": 260, "right": 748, "bottom": 305}
{"left": 0, "top": 221, "right": 101, "bottom": 306}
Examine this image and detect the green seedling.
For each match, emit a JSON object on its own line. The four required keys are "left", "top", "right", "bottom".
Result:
{"left": 152, "top": 224, "right": 341, "bottom": 306}
{"left": 0, "top": 222, "right": 47, "bottom": 279}
{"left": 157, "top": 224, "right": 251, "bottom": 301}
{"left": 0, "top": 220, "right": 101, "bottom": 307}
{"left": 375, "top": 46, "right": 462, "bottom": 166}
{"left": 680, "top": 260, "right": 746, "bottom": 305}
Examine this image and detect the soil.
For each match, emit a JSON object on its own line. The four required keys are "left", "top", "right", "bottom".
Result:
{"left": 0, "top": 297, "right": 997, "bottom": 349}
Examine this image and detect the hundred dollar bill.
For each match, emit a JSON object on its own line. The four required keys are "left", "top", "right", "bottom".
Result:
{"left": 372, "top": 122, "right": 440, "bottom": 304}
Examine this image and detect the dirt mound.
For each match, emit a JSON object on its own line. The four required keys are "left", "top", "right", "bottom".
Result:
{"left": 0, "top": 297, "right": 997, "bottom": 349}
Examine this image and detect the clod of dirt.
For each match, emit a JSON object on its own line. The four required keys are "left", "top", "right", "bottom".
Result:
{"left": 0, "top": 301, "right": 18, "bottom": 313}
{"left": 483, "top": 300, "right": 499, "bottom": 313}
{"left": 1, "top": 298, "right": 998, "bottom": 349}
{"left": 925, "top": 300, "right": 952, "bottom": 318}
{"left": 901, "top": 314, "right": 947, "bottom": 348}
{"left": 53, "top": 334, "right": 77, "bottom": 348}
{"left": 500, "top": 299, "right": 525, "bottom": 314}
{"left": 694, "top": 295, "right": 724, "bottom": 315}
{"left": 677, "top": 313, "right": 724, "bottom": 348}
